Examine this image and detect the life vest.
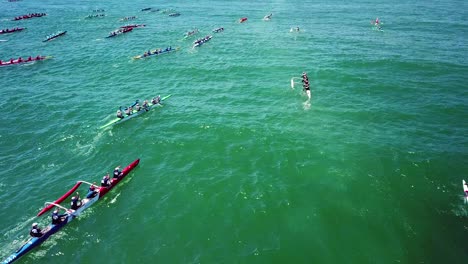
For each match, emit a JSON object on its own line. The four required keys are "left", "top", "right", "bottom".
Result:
{"left": 30, "top": 227, "right": 42, "bottom": 237}
{"left": 70, "top": 199, "right": 82, "bottom": 210}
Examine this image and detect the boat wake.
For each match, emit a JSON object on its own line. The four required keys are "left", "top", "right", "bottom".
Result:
{"left": 1, "top": 215, "right": 36, "bottom": 254}
{"left": 302, "top": 99, "right": 311, "bottom": 110}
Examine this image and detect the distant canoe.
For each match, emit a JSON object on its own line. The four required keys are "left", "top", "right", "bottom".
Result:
{"left": 43, "top": 31, "right": 67, "bottom": 42}
{"left": 0, "top": 56, "right": 51, "bottom": 67}
{"left": 106, "top": 27, "right": 133, "bottom": 38}
{"left": 0, "top": 27, "right": 26, "bottom": 34}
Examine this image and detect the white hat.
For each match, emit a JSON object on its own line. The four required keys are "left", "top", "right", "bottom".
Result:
{"left": 32, "top": 223, "right": 38, "bottom": 227}
{"left": 71, "top": 196, "right": 76, "bottom": 200}
{"left": 53, "top": 209, "right": 58, "bottom": 213}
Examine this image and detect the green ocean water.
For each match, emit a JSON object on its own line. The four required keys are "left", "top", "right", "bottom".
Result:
{"left": 1, "top": 0, "right": 467, "bottom": 263}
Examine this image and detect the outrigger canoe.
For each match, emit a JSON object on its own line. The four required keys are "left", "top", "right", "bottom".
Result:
{"left": 2, "top": 159, "right": 140, "bottom": 264}
{"left": 193, "top": 35, "right": 212, "bottom": 48}
{"left": 85, "top": 14, "right": 105, "bottom": 18}
{"left": 120, "top": 24, "right": 145, "bottom": 29}
{"left": 99, "top": 95, "right": 172, "bottom": 129}
{"left": 0, "top": 27, "right": 26, "bottom": 34}
{"left": 43, "top": 31, "right": 67, "bottom": 42}
{"left": 0, "top": 56, "right": 51, "bottom": 67}
{"left": 13, "top": 13, "right": 46, "bottom": 21}
{"left": 212, "top": 27, "right": 224, "bottom": 33}
{"left": 133, "top": 47, "right": 179, "bottom": 59}
{"left": 184, "top": 29, "right": 199, "bottom": 39}
{"left": 106, "top": 27, "right": 133, "bottom": 38}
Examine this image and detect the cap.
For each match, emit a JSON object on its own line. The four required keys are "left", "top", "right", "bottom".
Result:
{"left": 71, "top": 196, "right": 76, "bottom": 200}
{"left": 53, "top": 209, "right": 58, "bottom": 214}
{"left": 32, "top": 223, "right": 38, "bottom": 227}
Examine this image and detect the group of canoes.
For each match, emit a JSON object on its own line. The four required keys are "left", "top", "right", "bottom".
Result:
{"left": 0, "top": 55, "right": 49, "bottom": 67}
{"left": 193, "top": 35, "right": 212, "bottom": 47}
{"left": 13, "top": 13, "right": 46, "bottom": 21}
{"left": 0, "top": 27, "right": 25, "bottom": 34}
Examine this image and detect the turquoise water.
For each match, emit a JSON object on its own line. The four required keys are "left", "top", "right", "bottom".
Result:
{"left": 1, "top": 0, "right": 467, "bottom": 263}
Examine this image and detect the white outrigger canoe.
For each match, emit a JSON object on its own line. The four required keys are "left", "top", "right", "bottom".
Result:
{"left": 99, "top": 95, "right": 171, "bottom": 129}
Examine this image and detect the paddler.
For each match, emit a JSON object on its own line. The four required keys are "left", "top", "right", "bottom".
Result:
{"left": 86, "top": 182, "right": 99, "bottom": 198}
{"left": 142, "top": 100, "right": 149, "bottom": 111}
{"left": 51, "top": 209, "right": 68, "bottom": 225}
{"left": 151, "top": 95, "right": 161, "bottom": 105}
{"left": 125, "top": 106, "right": 133, "bottom": 116}
{"left": 70, "top": 193, "right": 82, "bottom": 210}
{"left": 30, "top": 223, "right": 43, "bottom": 237}
{"left": 113, "top": 166, "right": 122, "bottom": 179}
{"left": 135, "top": 102, "right": 142, "bottom": 112}
{"left": 117, "top": 107, "right": 124, "bottom": 119}
{"left": 301, "top": 72, "right": 311, "bottom": 99}
{"left": 101, "top": 173, "right": 111, "bottom": 187}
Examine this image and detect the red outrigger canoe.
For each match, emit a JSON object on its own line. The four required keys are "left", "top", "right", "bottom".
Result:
{"left": 0, "top": 56, "right": 51, "bottom": 67}
{"left": 38, "top": 158, "right": 140, "bottom": 216}
{"left": 0, "top": 27, "right": 26, "bottom": 34}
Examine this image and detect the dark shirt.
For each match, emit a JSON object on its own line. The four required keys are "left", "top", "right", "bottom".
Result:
{"left": 101, "top": 178, "right": 111, "bottom": 187}
{"left": 70, "top": 199, "right": 82, "bottom": 210}
{"left": 30, "top": 227, "right": 42, "bottom": 237}
{"left": 51, "top": 212, "right": 67, "bottom": 225}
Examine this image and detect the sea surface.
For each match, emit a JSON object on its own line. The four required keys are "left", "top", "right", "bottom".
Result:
{"left": 1, "top": 0, "right": 467, "bottom": 263}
